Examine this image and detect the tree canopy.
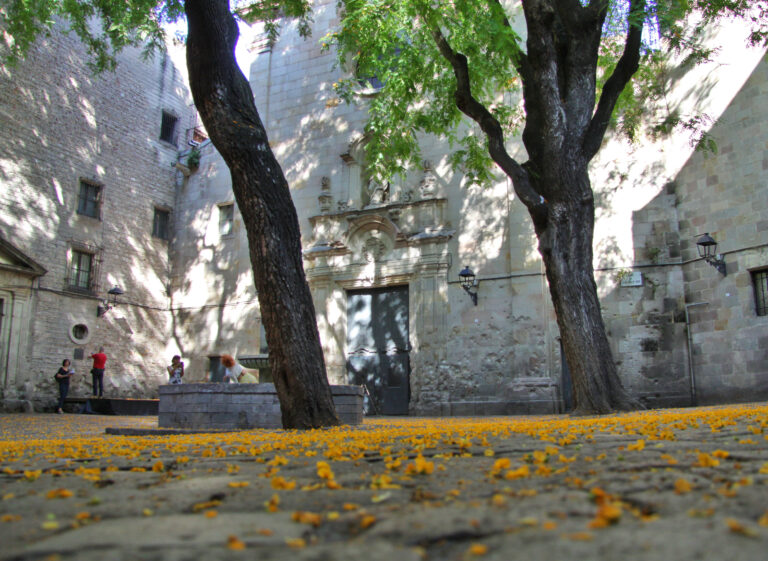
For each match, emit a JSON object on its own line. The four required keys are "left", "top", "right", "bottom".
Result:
{"left": 0, "top": 0, "right": 313, "bottom": 70}
{"left": 328, "top": 0, "right": 768, "bottom": 185}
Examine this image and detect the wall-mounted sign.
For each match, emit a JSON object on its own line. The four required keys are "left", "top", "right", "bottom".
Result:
{"left": 620, "top": 271, "right": 644, "bottom": 287}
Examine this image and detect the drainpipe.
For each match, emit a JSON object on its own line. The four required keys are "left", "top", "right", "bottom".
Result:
{"left": 1, "top": 291, "right": 13, "bottom": 389}
{"left": 684, "top": 302, "right": 708, "bottom": 406}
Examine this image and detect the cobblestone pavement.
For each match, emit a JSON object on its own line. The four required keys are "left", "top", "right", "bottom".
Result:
{"left": 1, "top": 405, "right": 767, "bottom": 561}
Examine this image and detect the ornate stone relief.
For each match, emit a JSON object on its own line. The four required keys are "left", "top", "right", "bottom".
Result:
{"left": 419, "top": 160, "right": 436, "bottom": 199}
{"left": 318, "top": 176, "right": 333, "bottom": 213}
{"left": 305, "top": 141, "right": 453, "bottom": 267}
{"left": 362, "top": 235, "right": 388, "bottom": 263}
{"left": 346, "top": 214, "right": 398, "bottom": 263}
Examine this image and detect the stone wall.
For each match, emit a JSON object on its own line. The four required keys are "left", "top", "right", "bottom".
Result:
{"left": 158, "top": 383, "right": 363, "bottom": 429}
{"left": 673, "top": 57, "right": 768, "bottom": 404}
{"left": 0, "top": 23, "right": 195, "bottom": 406}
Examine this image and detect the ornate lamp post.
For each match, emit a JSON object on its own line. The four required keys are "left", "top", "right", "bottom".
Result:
{"left": 459, "top": 265, "right": 478, "bottom": 306}
{"left": 695, "top": 233, "right": 727, "bottom": 276}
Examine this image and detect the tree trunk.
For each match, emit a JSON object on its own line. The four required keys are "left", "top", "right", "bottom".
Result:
{"left": 184, "top": 0, "right": 339, "bottom": 429}
{"left": 531, "top": 165, "right": 641, "bottom": 415}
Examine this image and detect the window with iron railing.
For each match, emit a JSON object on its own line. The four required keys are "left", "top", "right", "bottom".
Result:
{"left": 68, "top": 250, "right": 94, "bottom": 291}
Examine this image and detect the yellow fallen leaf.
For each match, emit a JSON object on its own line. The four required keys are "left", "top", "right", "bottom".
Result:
{"left": 292, "top": 511, "right": 323, "bottom": 527}
{"left": 726, "top": 518, "right": 759, "bottom": 538}
{"left": 227, "top": 535, "right": 246, "bottom": 550}
{"left": 45, "top": 489, "right": 73, "bottom": 500}
{"left": 468, "top": 543, "right": 488, "bottom": 555}
{"left": 24, "top": 470, "right": 42, "bottom": 481}
{"left": 757, "top": 511, "right": 768, "bottom": 527}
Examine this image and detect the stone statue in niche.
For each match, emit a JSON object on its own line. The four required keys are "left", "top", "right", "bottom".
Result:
{"left": 367, "top": 180, "right": 390, "bottom": 206}
{"left": 419, "top": 160, "right": 436, "bottom": 198}
{"left": 318, "top": 176, "right": 333, "bottom": 213}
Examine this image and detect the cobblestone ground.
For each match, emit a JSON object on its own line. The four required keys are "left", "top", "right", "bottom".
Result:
{"left": 1, "top": 405, "right": 767, "bottom": 561}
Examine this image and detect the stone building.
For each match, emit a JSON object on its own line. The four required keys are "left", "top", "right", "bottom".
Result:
{"left": 171, "top": 2, "right": 768, "bottom": 415}
{"left": 2, "top": 5, "right": 767, "bottom": 414}
{"left": 0, "top": 23, "right": 197, "bottom": 406}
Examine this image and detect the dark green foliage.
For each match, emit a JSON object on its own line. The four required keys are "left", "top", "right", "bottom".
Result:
{"left": 329, "top": 0, "right": 767, "bottom": 184}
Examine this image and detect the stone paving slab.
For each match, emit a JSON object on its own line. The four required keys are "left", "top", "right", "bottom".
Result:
{"left": 1, "top": 406, "right": 767, "bottom": 560}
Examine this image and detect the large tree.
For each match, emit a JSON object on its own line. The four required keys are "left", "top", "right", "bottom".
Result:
{"left": 1, "top": 0, "right": 340, "bottom": 429}
{"left": 330, "top": 0, "right": 768, "bottom": 414}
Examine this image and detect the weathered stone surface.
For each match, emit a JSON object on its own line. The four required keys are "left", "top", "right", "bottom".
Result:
{"left": 159, "top": 383, "right": 363, "bottom": 429}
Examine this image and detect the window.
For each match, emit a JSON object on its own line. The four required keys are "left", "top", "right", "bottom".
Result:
{"left": 219, "top": 203, "right": 234, "bottom": 237}
{"left": 77, "top": 180, "right": 101, "bottom": 219}
{"left": 753, "top": 269, "right": 768, "bottom": 316}
{"left": 160, "top": 111, "right": 179, "bottom": 144}
{"left": 152, "top": 208, "right": 170, "bottom": 240}
{"left": 68, "top": 250, "right": 94, "bottom": 291}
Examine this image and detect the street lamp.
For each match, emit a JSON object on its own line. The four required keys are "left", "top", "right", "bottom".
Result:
{"left": 459, "top": 265, "right": 478, "bottom": 306}
{"left": 97, "top": 286, "right": 124, "bottom": 317}
{"left": 695, "top": 233, "right": 726, "bottom": 276}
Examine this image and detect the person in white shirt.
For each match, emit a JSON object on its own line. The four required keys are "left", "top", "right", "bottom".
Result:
{"left": 220, "top": 354, "right": 243, "bottom": 383}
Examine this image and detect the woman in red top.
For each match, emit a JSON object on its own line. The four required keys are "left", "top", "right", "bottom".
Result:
{"left": 90, "top": 347, "right": 107, "bottom": 397}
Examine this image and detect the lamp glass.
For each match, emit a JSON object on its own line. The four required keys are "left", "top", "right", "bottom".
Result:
{"left": 459, "top": 266, "right": 475, "bottom": 291}
{"left": 696, "top": 233, "right": 717, "bottom": 260}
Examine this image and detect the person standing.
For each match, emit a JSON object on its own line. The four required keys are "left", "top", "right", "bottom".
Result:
{"left": 55, "top": 359, "right": 74, "bottom": 413}
{"left": 90, "top": 347, "right": 107, "bottom": 397}
{"left": 166, "top": 355, "right": 184, "bottom": 384}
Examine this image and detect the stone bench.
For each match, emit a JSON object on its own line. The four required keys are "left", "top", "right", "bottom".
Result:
{"left": 158, "top": 383, "right": 363, "bottom": 430}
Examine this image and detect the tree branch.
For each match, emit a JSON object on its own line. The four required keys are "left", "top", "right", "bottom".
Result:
{"left": 430, "top": 25, "right": 544, "bottom": 213}
{"left": 582, "top": 0, "right": 646, "bottom": 160}
{"left": 489, "top": 0, "right": 526, "bottom": 75}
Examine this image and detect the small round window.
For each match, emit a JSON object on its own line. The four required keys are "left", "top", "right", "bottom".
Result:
{"left": 69, "top": 323, "right": 91, "bottom": 344}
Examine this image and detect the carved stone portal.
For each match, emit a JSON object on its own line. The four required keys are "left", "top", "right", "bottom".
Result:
{"left": 346, "top": 214, "right": 398, "bottom": 264}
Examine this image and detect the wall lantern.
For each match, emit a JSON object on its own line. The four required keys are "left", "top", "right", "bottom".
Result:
{"left": 97, "top": 286, "right": 124, "bottom": 317}
{"left": 459, "top": 265, "right": 478, "bottom": 306}
{"left": 695, "top": 233, "right": 727, "bottom": 276}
